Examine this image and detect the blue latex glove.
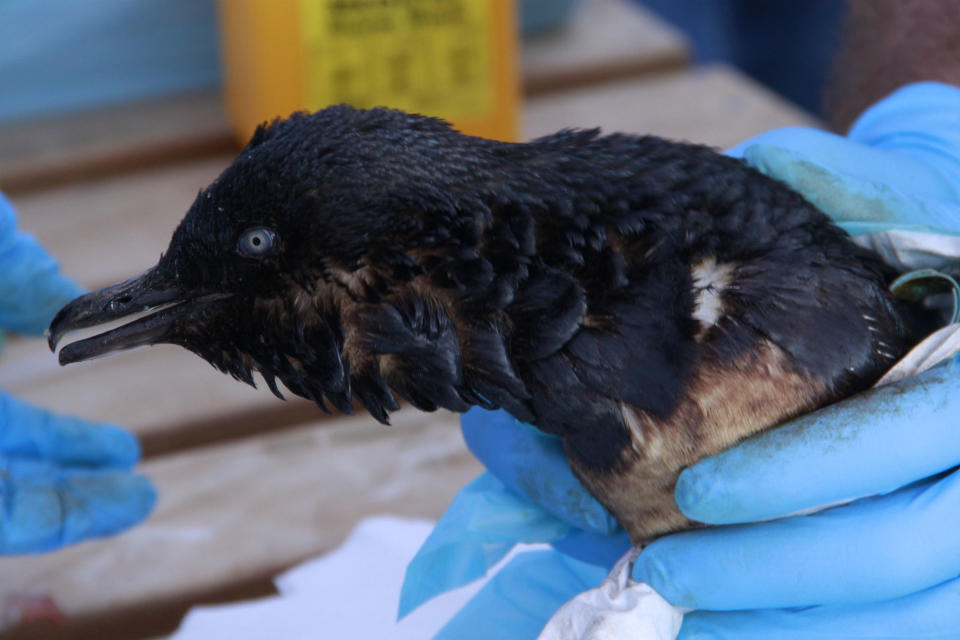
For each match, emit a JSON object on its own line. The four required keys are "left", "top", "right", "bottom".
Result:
{"left": 0, "top": 192, "right": 156, "bottom": 554}
{"left": 402, "top": 82, "right": 960, "bottom": 638}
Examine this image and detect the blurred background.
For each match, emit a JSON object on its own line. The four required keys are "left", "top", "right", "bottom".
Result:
{"left": 0, "top": 1, "right": 825, "bottom": 638}
{"left": 0, "top": 0, "right": 839, "bottom": 127}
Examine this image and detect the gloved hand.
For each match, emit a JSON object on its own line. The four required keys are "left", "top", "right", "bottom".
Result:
{"left": 0, "top": 192, "right": 156, "bottom": 554}
{"left": 402, "top": 81, "right": 960, "bottom": 639}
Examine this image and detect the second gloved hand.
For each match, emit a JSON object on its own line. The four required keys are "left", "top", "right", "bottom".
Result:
{"left": 0, "top": 191, "right": 156, "bottom": 554}
{"left": 413, "top": 82, "right": 960, "bottom": 639}
{"left": 1, "top": 395, "right": 155, "bottom": 554}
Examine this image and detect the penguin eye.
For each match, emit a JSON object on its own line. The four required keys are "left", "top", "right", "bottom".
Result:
{"left": 238, "top": 227, "right": 278, "bottom": 257}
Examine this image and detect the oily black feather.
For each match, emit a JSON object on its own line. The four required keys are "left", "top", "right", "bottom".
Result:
{"left": 50, "top": 105, "right": 934, "bottom": 540}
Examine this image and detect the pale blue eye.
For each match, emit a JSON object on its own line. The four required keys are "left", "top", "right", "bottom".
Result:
{"left": 238, "top": 227, "right": 277, "bottom": 257}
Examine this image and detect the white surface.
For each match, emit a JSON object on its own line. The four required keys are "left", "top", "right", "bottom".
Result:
{"left": 853, "top": 229, "right": 960, "bottom": 273}
{"left": 170, "top": 516, "right": 548, "bottom": 640}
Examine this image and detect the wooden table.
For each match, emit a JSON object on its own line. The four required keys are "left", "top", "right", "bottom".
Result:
{"left": 0, "top": 65, "right": 819, "bottom": 639}
{"left": 0, "top": 1, "right": 821, "bottom": 634}
{"left": 0, "top": 411, "right": 479, "bottom": 639}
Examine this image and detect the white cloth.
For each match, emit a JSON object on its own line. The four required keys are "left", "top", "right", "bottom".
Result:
{"left": 537, "top": 547, "right": 685, "bottom": 640}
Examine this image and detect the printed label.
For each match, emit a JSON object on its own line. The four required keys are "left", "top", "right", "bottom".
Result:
{"left": 300, "top": 0, "right": 495, "bottom": 120}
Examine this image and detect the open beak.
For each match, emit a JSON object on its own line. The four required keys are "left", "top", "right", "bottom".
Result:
{"left": 48, "top": 266, "right": 221, "bottom": 365}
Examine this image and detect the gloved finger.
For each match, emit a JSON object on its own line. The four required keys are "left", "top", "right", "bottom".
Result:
{"left": 0, "top": 193, "right": 83, "bottom": 335}
{"left": 0, "top": 470, "right": 157, "bottom": 554}
{"left": 679, "top": 573, "right": 960, "bottom": 640}
{"left": 726, "top": 126, "right": 960, "bottom": 207}
{"left": 675, "top": 365, "right": 960, "bottom": 525}
{"left": 2, "top": 455, "right": 76, "bottom": 479}
{"left": 727, "top": 83, "right": 960, "bottom": 205}
{"left": 1, "top": 454, "right": 135, "bottom": 480}
{"left": 460, "top": 407, "right": 619, "bottom": 535}
{"left": 635, "top": 469, "right": 960, "bottom": 611}
{"left": 848, "top": 82, "right": 960, "bottom": 190}
{"left": 434, "top": 549, "right": 607, "bottom": 640}
{"left": 1, "top": 394, "right": 140, "bottom": 468}
{"left": 742, "top": 143, "right": 960, "bottom": 232}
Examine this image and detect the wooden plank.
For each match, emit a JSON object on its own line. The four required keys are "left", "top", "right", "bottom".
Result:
{"left": 0, "top": 409, "right": 481, "bottom": 639}
{"left": 522, "top": 0, "right": 690, "bottom": 95}
{"left": 1, "top": 336, "right": 321, "bottom": 458}
{"left": 524, "top": 64, "right": 822, "bottom": 147}
{"left": 0, "top": 92, "right": 235, "bottom": 195}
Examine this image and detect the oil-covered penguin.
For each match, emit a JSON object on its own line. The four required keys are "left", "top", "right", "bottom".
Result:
{"left": 48, "top": 106, "right": 930, "bottom": 540}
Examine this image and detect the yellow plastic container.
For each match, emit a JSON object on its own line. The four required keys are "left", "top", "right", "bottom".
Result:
{"left": 219, "top": 1, "right": 519, "bottom": 144}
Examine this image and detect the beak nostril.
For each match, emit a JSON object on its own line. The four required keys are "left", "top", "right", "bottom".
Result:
{"left": 109, "top": 295, "right": 132, "bottom": 312}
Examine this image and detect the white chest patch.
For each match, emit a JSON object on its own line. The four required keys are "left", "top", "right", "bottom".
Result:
{"left": 691, "top": 257, "right": 737, "bottom": 336}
